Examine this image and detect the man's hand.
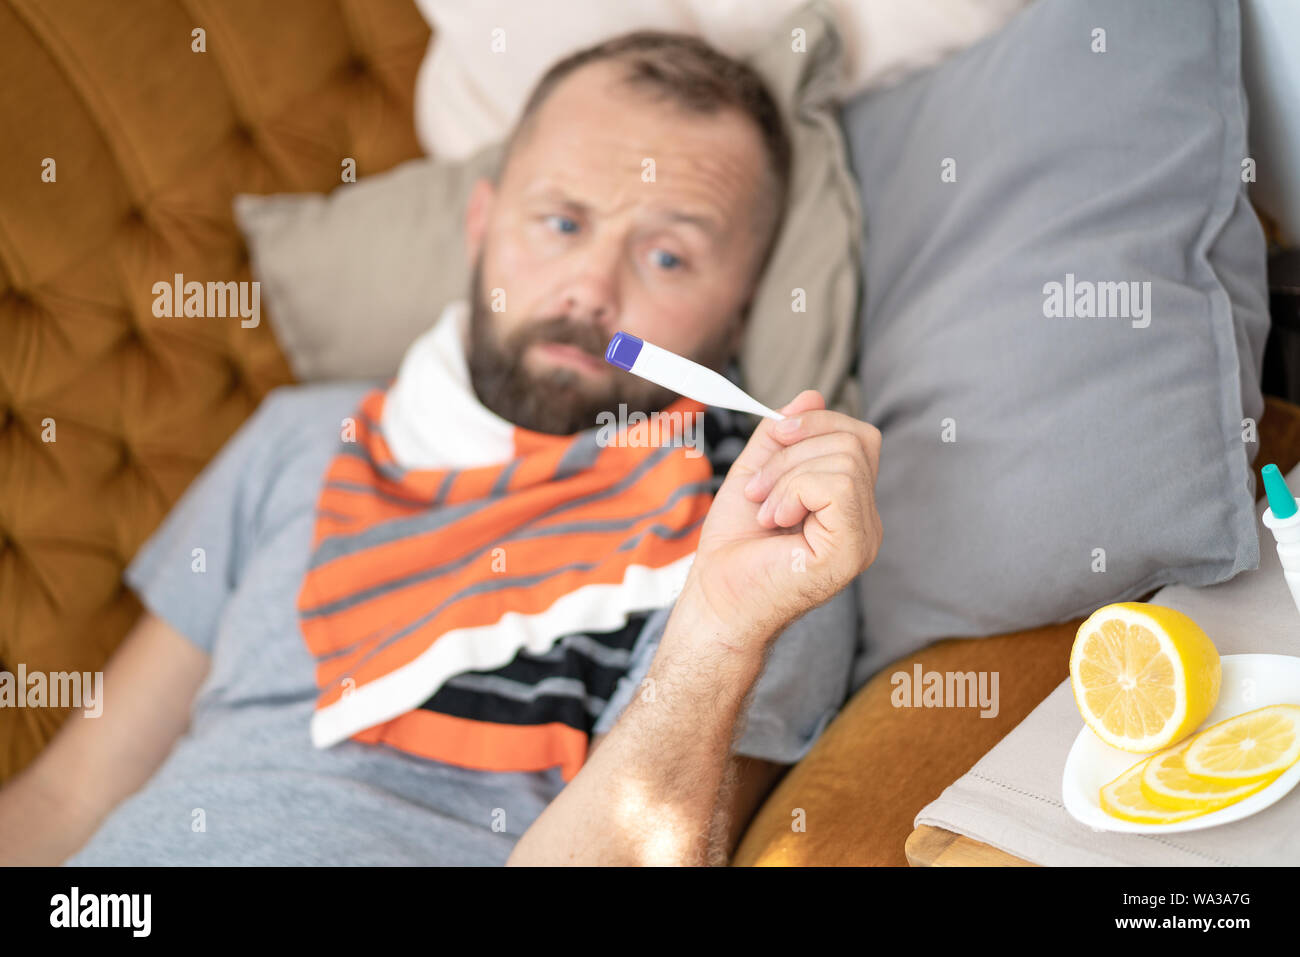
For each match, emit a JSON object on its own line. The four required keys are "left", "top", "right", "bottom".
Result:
{"left": 683, "top": 389, "right": 883, "bottom": 647}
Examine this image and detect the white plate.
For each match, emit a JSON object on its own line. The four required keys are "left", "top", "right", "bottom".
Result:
{"left": 1062, "top": 654, "right": 1300, "bottom": 833}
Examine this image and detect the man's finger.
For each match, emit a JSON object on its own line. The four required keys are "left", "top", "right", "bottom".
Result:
{"left": 743, "top": 430, "right": 871, "bottom": 502}
{"left": 757, "top": 453, "right": 869, "bottom": 529}
{"left": 776, "top": 470, "right": 864, "bottom": 559}
{"left": 762, "top": 409, "right": 882, "bottom": 486}
{"left": 726, "top": 389, "right": 827, "bottom": 479}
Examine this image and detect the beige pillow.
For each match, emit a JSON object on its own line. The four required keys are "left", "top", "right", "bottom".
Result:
{"left": 234, "top": 143, "right": 501, "bottom": 382}
{"left": 236, "top": 0, "right": 861, "bottom": 415}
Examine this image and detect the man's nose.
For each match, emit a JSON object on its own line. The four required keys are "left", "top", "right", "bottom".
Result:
{"left": 555, "top": 244, "right": 620, "bottom": 327}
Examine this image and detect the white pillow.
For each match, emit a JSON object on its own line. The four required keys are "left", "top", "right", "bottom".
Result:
{"left": 412, "top": 0, "right": 1030, "bottom": 159}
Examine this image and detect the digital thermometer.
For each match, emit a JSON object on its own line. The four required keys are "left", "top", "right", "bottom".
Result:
{"left": 604, "top": 331, "right": 785, "bottom": 421}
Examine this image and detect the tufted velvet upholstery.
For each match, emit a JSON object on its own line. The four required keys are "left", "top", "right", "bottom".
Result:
{"left": 0, "top": 0, "right": 429, "bottom": 779}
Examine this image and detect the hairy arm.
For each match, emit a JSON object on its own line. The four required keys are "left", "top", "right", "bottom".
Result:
{"left": 0, "top": 612, "right": 209, "bottom": 865}
{"left": 579, "top": 668, "right": 788, "bottom": 862}
{"left": 509, "top": 591, "right": 779, "bottom": 865}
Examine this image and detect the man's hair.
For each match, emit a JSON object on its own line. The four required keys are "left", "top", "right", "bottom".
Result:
{"left": 504, "top": 31, "right": 793, "bottom": 243}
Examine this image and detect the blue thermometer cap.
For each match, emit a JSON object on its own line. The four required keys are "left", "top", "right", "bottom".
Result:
{"left": 605, "top": 331, "right": 643, "bottom": 372}
{"left": 1263, "top": 463, "right": 1298, "bottom": 520}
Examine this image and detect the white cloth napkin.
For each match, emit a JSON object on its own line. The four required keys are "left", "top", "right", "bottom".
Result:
{"left": 914, "top": 463, "right": 1300, "bottom": 865}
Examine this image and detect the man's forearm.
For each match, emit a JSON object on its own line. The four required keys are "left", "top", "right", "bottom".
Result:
{"left": 0, "top": 759, "right": 104, "bottom": 865}
{"left": 507, "top": 591, "right": 771, "bottom": 865}
{"left": 0, "top": 614, "right": 210, "bottom": 865}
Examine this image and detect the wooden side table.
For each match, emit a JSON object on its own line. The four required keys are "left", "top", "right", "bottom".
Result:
{"left": 905, "top": 825, "right": 1035, "bottom": 866}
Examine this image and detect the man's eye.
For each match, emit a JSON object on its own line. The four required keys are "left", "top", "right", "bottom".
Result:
{"left": 544, "top": 214, "right": 579, "bottom": 234}
{"left": 650, "top": 249, "right": 683, "bottom": 270}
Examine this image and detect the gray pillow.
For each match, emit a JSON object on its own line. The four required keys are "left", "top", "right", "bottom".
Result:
{"left": 843, "top": 0, "right": 1270, "bottom": 686}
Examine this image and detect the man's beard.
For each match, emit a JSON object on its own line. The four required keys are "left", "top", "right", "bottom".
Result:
{"left": 465, "top": 258, "right": 737, "bottom": 435}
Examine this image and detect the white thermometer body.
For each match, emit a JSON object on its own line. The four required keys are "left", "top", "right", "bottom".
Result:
{"left": 604, "top": 332, "right": 785, "bottom": 421}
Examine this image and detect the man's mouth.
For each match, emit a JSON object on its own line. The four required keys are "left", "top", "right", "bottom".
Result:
{"left": 531, "top": 341, "right": 608, "bottom": 375}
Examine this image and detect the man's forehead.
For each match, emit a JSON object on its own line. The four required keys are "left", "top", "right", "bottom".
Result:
{"left": 505, "top": 63, "right": 768, "bottom": 224}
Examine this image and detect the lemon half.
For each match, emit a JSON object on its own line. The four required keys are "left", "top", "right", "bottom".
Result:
{"left": 1070, "top": 602, "right": 1221, "bottom": 753}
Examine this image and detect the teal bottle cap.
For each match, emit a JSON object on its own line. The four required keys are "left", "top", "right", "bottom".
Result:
{"left": 1262, "top": 464, "right": 1297, "bottom": 520}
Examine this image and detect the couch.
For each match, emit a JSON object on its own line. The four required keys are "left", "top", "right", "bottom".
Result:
{"left": 1, "top": 0, "right": 1294, "bottom": 866}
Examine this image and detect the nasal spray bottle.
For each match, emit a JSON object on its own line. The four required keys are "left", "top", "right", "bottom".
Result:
{"left": 1260, "top": 463, "right": 1300, "bottom": 619}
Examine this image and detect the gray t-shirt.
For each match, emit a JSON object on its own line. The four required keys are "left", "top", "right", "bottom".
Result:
{"left": 65, "top": 382, "right": 857, "bottom": 866}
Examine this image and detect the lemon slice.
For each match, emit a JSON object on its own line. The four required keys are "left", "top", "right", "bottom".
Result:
{"left": 1100, "top": 757, "right": 1206, "bottom": 824}
{"left": 1182, "top": 703, "right": 1300, "bottom": 783}
{"left": 1140, "top": 738, "right": 1277, "bottom": 811}
{"left": 1070, "top": 602, "right": 1221, "bottom": 753}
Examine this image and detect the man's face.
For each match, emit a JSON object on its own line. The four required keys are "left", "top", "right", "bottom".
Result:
{"left": 464, "top": 59, "right": 777, "bottom": 435}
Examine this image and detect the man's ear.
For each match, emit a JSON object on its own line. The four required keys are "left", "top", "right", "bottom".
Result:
{"left": 464, "top": 177, "right": 496, "bottom": 267}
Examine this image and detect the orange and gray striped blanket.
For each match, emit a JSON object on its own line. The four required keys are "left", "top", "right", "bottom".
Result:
{"left": 296, "top": 302, "right": 750, "bottom": 781}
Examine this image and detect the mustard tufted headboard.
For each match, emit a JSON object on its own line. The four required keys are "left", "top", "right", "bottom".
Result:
{"left": 0, "top": 0, "right": 430, "bottom": 780}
